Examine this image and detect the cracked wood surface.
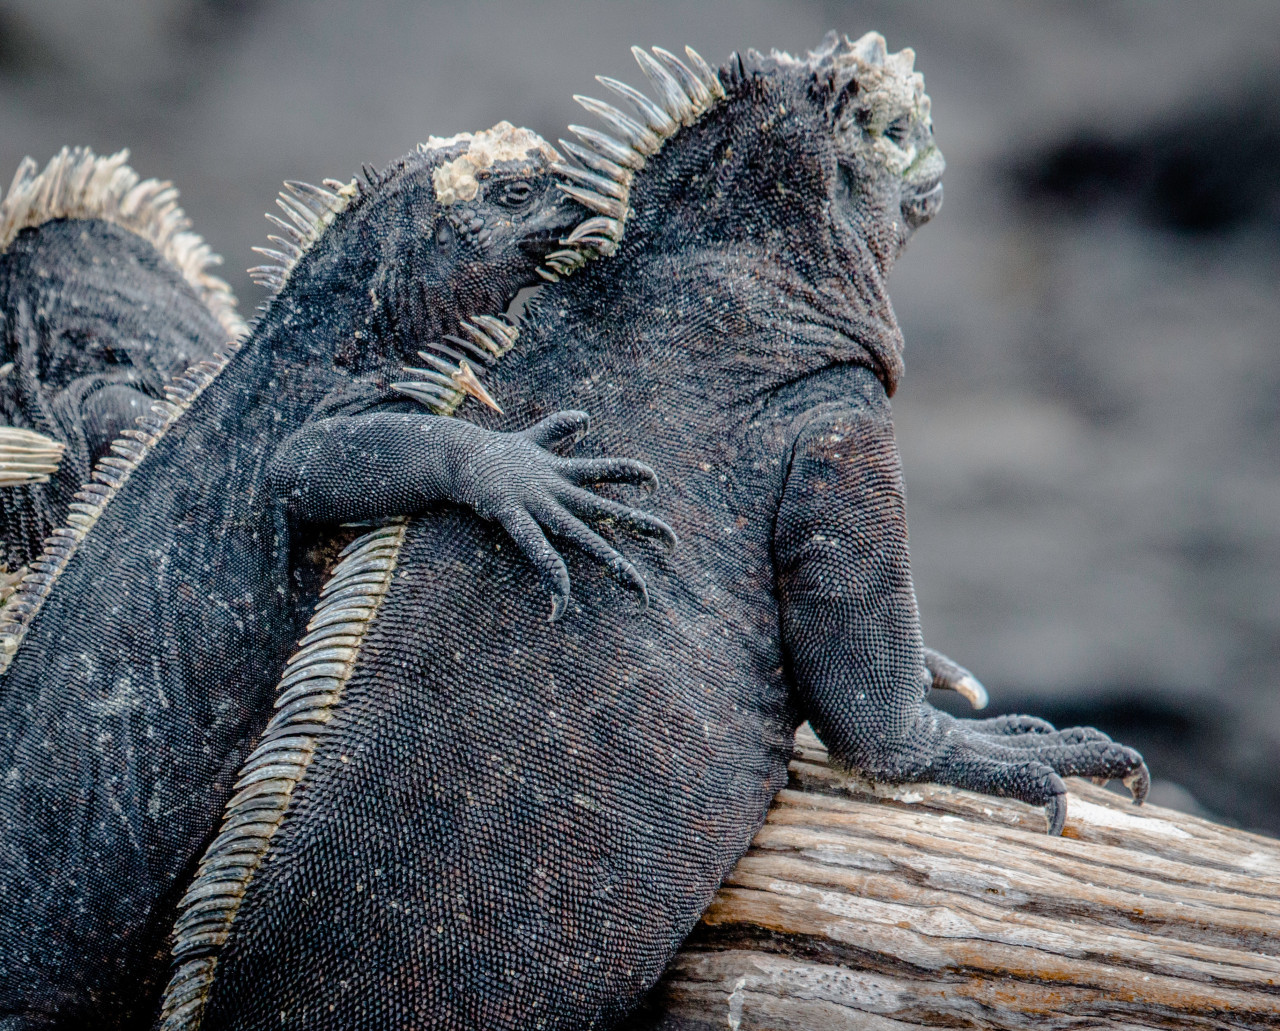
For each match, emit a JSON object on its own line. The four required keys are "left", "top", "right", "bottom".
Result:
{"left": 630, "top": 727, "right": 1280, "bottom": 1030}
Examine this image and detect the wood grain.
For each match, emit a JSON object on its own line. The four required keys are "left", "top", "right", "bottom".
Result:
{"left": 629, "top": 727, "right": 1280, "bottom": 1030}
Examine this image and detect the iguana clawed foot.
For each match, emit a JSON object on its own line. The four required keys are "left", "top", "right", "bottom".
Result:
{"left": 867, "top": 705, "right": 1149, "bottom": 835}
{"left": 465, "top": 410, "right": 676, "bottom": 620}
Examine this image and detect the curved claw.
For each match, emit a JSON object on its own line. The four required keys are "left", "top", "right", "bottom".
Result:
{"left": 1045, "top": 790, "right": 1068, "bottom": 836}
{"left": 612, "top": 555, "right": 649, "bottom": 611}
{"left": 1124, "top": 762, "right": 1151, "bottom": 806}
{"left": 952, "top": 674, "right": 989, "bottom": 711}
{"left": 923, "top": 647, "right": 989, "bottom": 710}
{"left": 548, "top": 591, "right": 569, "bottom": 622}
{"left": 492, "top": 506, "right": 571, "bottom": 622}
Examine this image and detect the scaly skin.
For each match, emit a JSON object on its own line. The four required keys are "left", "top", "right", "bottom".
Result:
{"left": 168, "top": 34, "right": 1145, "bottom": 1030}
{"left": 0, "top": 149, "right": 241, "bottom": 580}
{"left": 0, "top": 127, "right": 668, "bottom": 1028}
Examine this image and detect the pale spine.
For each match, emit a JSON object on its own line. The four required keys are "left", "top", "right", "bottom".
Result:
{"left": 157, "top": 523, "right": 406, "bottom": 1029}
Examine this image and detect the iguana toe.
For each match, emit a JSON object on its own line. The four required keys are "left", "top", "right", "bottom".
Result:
{"left": 923, "top": 646, "right": 988, "bottom": 709}
{"left": 922, "top": 712, "right": 1147, "bottom": 833}
{"left": 520, "top": 408, "right": 592, "bottom": 449}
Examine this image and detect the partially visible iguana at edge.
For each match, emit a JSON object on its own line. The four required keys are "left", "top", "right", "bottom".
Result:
{"left": 0, "top": 124, "right": 674, "bottom": 1028}
{"left": 0, "top": 148, "right": 244, "bottom": 594}
{"left": 158, "top": 34, "right": 1149, "bottom": 1029}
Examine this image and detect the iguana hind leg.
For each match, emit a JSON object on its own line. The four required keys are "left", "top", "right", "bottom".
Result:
{"left": 775, "top": 367, "right": 1148, "bottom": 835}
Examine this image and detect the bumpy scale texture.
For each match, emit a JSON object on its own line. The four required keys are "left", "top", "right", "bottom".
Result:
{"left": 0, "top": 128, "right": 663, "bottom": 1029}
{"left": 176, "top": 33, "right": 1145, "bottom": 1030}
{"left": 0, "top": 148, "right": 242, "bottom": 579}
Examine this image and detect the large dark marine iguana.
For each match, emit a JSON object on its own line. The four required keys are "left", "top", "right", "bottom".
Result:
{"left": 0, "top": 148, "right": 244, "bottom": 591}
{"left": 0, "top": 123, "right": 674, "bottom": 1028}
{"left": 159, "top": 33, "right": 1149, "bottom": 1030}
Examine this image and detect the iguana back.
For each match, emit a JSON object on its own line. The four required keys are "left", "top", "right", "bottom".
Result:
{"left": 0, "top": 148, "right": 243, "bottom": 587}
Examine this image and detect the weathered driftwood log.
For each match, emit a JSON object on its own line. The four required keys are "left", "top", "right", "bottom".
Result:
{"left": 629, "top": 727, "right": 1280, "bottom": 1030}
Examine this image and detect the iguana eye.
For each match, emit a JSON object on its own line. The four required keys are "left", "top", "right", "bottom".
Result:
{"left": 435, "top": 220, "right": 454, "bottom": 251}
{"left": 885, "top": 118, "right": 910, "bottom": 145}
{"left": 498, "top": 181, "right": 533, "bottom": 207}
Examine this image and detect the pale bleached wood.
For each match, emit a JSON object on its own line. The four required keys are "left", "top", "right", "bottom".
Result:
{"left": 630, "top": 727, "right": 1280, "bottom": 1031}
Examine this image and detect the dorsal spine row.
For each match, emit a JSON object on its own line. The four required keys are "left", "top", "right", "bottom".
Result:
{"left": 0, "top": 147, "right": 246, "bottom": 341}
{"left": 158, "top": 523, "right": 407, "bottom": 1030}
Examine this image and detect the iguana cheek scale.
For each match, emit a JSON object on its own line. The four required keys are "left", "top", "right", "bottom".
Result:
{"left": 166, "top": 34, "right": 1147, "bottom": 1029}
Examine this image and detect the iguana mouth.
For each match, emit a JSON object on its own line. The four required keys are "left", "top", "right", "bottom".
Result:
{"left": 516, "top": 192, "right": 585, "bottom": 259}
{"left": 902, "top": 175, "right": 943, "bottom": 228}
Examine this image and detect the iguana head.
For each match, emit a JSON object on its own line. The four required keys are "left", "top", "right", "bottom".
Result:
{"left": 250, "top": 123, "right": 589, "bottom": 395}
{"left": 811, "top": 31, "right": 944, "bottom": 250}
{"left": 419, "top": 121, "right": 585, "bottom": 297}
{"left": 537, "top": 33, "right": 942, "bottom": 272}
{"left": 471, "top": 32, "right": 944, "bottom": 396}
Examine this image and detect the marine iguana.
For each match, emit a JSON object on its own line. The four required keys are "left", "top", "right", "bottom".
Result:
{"left": 160, "top": 34, "right": 1148, "bottom": 1030}
{"left": 0, "top": 148, "right": 243, "bottom": 590}
{"left": 0, "top": 123, "right": 671, "bottom": 1028}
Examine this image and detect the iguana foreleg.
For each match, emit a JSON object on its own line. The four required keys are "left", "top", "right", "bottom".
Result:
{"left": 269, "top": 409, "right": 675, "bottom": 618}
{"left": 775, "top": 366, "right": 1148, "bottom": 835}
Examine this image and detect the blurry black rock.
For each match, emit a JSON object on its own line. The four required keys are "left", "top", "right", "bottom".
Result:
{"left": 1016, "top": 78, "right": 1280, "bottom": 235}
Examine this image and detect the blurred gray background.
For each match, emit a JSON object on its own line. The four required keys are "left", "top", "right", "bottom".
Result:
{"left": 1, "top": 0, "right": 1276, "bottom": 831}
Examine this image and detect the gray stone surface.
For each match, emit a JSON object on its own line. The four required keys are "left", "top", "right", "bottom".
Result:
{"left": 0, "top": 0, "right": 1275, "bottom": 830}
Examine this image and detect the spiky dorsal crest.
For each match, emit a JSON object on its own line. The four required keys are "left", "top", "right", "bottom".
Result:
{"left": 397, "top": 45, "right": 726, "bottom": 418}
{"left": 0, "top": 147, "right": 245, "bottom": 341}
{"left": 157, "top": 522, "right": 406, "bottom": 1029}
{"left": 248, "top": 177, "right": 359, "bottom": 296}
{"left": 0, "top": 148, "right": 258, "bottom": 658}
{"left": 551, "top": 45, "right": 725, "bottom": 267}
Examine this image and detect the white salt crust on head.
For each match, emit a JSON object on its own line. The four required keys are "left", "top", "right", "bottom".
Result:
{"left": 424, "top": 121, "right": 562, "bottom": 206}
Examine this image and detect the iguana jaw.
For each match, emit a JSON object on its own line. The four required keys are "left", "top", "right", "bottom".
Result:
{"left": 514, "top": 186, "right": 590, "bottom": 260}
{"left": 901, "top": 158, "right": 945, "bottom": 232}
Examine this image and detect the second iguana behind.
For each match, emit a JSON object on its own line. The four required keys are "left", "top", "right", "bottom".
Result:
{"left": 0, "top": 123, "right": 672, "bottom": 1029}
{"left": 0, "top": 148, "right": 243, "bottom": 587}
